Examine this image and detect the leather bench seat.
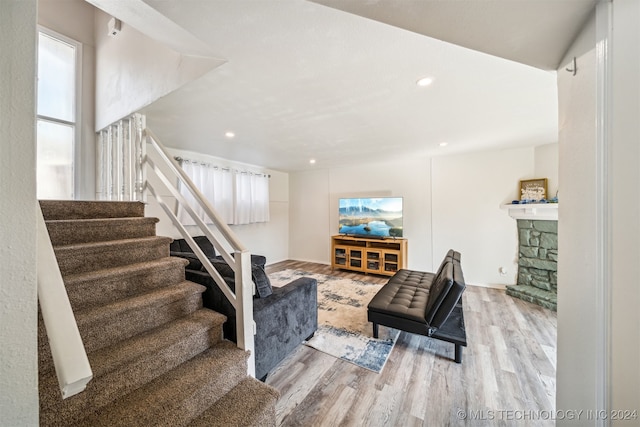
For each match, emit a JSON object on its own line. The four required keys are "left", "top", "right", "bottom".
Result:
{"left": 367, "top": 274, "right": 433, "bottom": 324}
{"left": 367, "top": 250, "right": 467, "bottom": 363}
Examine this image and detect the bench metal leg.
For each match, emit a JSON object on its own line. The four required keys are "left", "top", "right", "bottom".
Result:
{"left": 373, "top": 323, "right": 379, "bottom": 339}
{"left": 454, "top": 344, "right": 462, "bottom": 364}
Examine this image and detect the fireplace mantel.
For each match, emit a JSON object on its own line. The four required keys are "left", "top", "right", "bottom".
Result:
{"left": 501, "top": 203, "right": 558, "bottom": 221}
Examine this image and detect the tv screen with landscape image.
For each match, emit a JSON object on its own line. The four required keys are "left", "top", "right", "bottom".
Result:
{"left": 339, "top": 197, "right": 403, "bottom": 238}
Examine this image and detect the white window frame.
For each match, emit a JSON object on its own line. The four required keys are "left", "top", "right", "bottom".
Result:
{"left": 36, "top": 26, "right": 83, "bottom": 199}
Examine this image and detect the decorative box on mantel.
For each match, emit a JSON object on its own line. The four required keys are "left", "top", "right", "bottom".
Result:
{"left": 501, "top": 203, "right": 558, "bottom": 311}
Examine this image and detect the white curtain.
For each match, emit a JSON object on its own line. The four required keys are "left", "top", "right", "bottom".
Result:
{"left": 177, "top": 161, "right": 233, "bottom": 225}
{"left": 251, "top": 173, "right": 270, "bottom": 223}
{"left": 177, "top": 159, "right": 269, "bottom": 225}
{"left": 234, "top": 172, "right": 270, "bottom": 225}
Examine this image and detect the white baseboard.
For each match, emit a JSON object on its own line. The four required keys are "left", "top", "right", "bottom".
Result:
{"left": 467, "top": 282, "right": 508, "bottom": 291}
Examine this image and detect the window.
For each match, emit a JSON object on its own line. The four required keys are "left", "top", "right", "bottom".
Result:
{"left": 36, "top": 29, "right": 80, "bottom": 199}
{"left": 234, "top": 172, "right": 270, "bottom": 224}
{"left": 176, "top": 159, "right": 270, "bottom": 226}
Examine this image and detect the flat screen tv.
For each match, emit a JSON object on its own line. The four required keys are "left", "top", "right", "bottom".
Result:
{"left": 338, "top": 197, "right": 403, "bottom": 238}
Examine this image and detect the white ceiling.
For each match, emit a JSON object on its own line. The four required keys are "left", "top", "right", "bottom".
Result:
{"left": 311, "top": 0, "right": 596, "bottom": 71}
{"left": 92, "top": 0, "right": 595, "bottom": 172}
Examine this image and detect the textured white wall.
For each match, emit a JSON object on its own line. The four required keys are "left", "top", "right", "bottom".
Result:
{"left": 38, "top": 0, "right": 97, "bottom": 200}
{"left": 431, "top": 147, "right": 535, "bottom": 287}
{"left": 0, "top": 1, "right": 39, "bottom": 424}
{"left": 534, "top": 143, "right": 559, "bottom": 199}
{"left": 94, "top": 9, "right": 222, "bottom": 131}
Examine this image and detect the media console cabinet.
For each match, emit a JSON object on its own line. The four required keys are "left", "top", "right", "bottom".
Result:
{"left": 331, "top": 235, "right": 407, "bottom": 276}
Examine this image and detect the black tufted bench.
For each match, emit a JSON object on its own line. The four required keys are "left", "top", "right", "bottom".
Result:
{"left": 367, "top": 250, "right": 467, "bottom": 363}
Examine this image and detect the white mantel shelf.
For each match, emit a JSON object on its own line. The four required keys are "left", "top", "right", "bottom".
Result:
{"left": 501, "top": 203, "right": 558, "bottom": 221}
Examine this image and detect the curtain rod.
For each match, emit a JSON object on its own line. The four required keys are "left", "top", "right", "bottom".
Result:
{"left": 174, "top": 156, "right": 270, "bottom": 178}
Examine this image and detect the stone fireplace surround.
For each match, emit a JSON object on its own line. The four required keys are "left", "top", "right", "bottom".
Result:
{"left": 501, "top": 204, "right": 558, "bottom": 311}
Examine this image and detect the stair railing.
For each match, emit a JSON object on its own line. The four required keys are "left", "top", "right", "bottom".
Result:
{"left": 96, "top": 115, "right": 144, "bottom": 201}
{"left": 141, "top": 128, "right": 256, "bottom": 377}
{"left": 37, "top": 204, "right": 93, "bottom": 398}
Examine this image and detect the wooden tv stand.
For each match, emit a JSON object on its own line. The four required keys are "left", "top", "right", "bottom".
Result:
{"left": 331, "top": 235, "right": 407, "bottom": 276}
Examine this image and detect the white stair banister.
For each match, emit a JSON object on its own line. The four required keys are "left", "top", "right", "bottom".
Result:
{"left": 97, "top": 115, "right": 257, "bottom": 377}
{"left": 37, "top": 205, "right": 93, "bottom": 398}
{"left": 234, "top": 249, "right": 256, "bottom": 376}
{"left": 142, "top": 127, "right": 256, "bottom": 377}
{"left": 144, "top": 129, "right": 246, "bottom": 252}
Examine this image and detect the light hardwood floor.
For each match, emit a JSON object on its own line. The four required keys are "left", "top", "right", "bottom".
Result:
{"left": 265, "top": 261, "right": 557, "bottom": 427}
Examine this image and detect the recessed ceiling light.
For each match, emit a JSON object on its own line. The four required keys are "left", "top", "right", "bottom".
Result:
{"left": 439, "top": 142, "right": 448, "bottom": 147}
{"left": 309, "top": 159, "right": 316, "bottom": 165}
{"left": 416, "top": 77, "right": 434, "bottom": 87}
{"left": 225, "top": 131, "right": 235, "bottom": 138}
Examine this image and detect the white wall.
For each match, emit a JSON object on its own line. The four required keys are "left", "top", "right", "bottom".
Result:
{"left": 0, "top": 1, "right": 39, "bottom": 424}
{"left": 289, "top": 168, "right": 332, "bottom": 265}
{"left": 38, "top": 0, "right": 97, "bottom": 199}
{"left": 146, "top": 148, "right": 290, "bottom": 264}
{"left": 330, "top": 159, "right": 433, "bottom": 271}
{"left": 555, "top": 10, "right": 599, "bottom": 423}
{"left": 289, "top": 156, "right": 432, "bottom": 271}
{"left": 288, "top": 146, "right": 558, "bottom": 287}
{"left": 609, "top": 0, "right": 640, "bottom": 419}
{"left": 534, "top": 143, "right": 559, "bottom": 198}
{"left": 431, "top": 147, "right": 536, "bottom": 287}
{"left": 94, "top": 9, "right": 222, "bottom": 131}
{"left": 557, "top": 3, "right": 640, "bottom": 421}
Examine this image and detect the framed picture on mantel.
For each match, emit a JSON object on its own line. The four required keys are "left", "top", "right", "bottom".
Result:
{"left": 520, "top": 178, "right": 547, "bottom": 201}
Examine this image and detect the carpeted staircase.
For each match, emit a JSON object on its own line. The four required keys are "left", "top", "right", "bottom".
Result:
{"left": 38, "top": 200, "right": 278, "bottom": 426}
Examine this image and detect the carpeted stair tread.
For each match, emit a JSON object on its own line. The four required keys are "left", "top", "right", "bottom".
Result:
{"left": 187, "top": 378, "right": 279, "bottom": 427}
{"left": 63, "top": 257, "right": 190, "bottom": 312}
{"left": 39, "top": 306, "right": 224, "bottom": 377}
{"left": 38, "top": 281, "right": 207, "bottom": 371}
{"left": 75, "top": 281, "right": 206, "bottom": 353}
{"left": 40, "top": 200, "right": 145, "bottom": 220}
{"left": 54, "top": 236, "right": 172, "bottom": 275}
{"left": 76, "top": 342, "right": 249, "bottom": 427}
{"left": 87, "top": 309, "right": 227, "bottom": 377}
{"left": 39, "top": 310, "right": 228, "bottom": 426}
{"left": 45, "top": 217, "right": 159, "bottom": 246}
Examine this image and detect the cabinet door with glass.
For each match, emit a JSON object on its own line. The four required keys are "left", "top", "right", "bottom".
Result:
{"left": 383, "top": 252, "right": 400, "bottom": 274}
{"left": 366, "top": 250, "right": 383, "bottom": 274}
{"left": 348, "top": 249, "right": 364, "bottom": 271}
{"left": 333, "top": 245, "right": 349, "bottom": 267}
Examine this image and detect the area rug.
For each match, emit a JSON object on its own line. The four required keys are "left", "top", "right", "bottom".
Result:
{"left": 269, "top": 269, "right": 399, "bottom": 373}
